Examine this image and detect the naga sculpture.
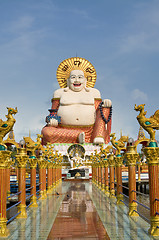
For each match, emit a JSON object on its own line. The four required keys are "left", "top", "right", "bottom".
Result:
{"left": 134, "top": 104, "right": 159, "bottom": 142}
{"left": 42, "top": 57, "right": 112, "bottom": 145}
{"left": 0, "top": 107, "right": 18, "bottom": 147}
{"left": 110, "top": 133, "right": 128, "bottom": 156}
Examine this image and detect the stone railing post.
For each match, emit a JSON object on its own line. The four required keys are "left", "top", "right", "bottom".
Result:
{"left": 125, "top": 146, "right": 139, "bottom": 217}
{"left": 28, "top": 156, "right": 38, "bottom": 207}
{"left": 144, "top": 147, "right": 159, "bottom": 236}
{"left": 16, "top": 148, "right": 28, "bottom": 218}
{"left": 0, "top": 150, "right": 11, "bottom": 237}
{"left": 114, "top": 155, "right": 124, "bottom": 204}
{"left": 108, "top": 153, "right": 116, "bottom": 198}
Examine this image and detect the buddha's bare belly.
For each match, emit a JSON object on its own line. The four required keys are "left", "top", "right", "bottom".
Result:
{"left": 58, "top": 105, "right": 96, "bottom": 125}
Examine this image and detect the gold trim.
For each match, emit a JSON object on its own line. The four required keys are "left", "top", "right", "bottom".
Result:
{"left": 94, "top": 98, "right": 102, "bottom": 101}
{"left": 56, "top": 57, "right": 96, "bottom": 88}
{"left": 51, "top": 98, "right": 60, "bottom": 102}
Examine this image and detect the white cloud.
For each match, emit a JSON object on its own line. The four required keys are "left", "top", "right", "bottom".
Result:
{"left": 131, "top": 89, "right": 148, "bottom": 102}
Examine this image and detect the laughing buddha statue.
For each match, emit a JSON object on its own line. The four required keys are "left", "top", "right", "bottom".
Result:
{"left": 42, "top": 57, "right": 112, "bottom": 145}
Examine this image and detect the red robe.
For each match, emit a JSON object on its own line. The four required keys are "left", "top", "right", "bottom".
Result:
{"left": 42, "top": 98, "right": 111, "bottom": 145}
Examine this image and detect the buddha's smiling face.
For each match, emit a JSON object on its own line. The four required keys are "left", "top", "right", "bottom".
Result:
{"left": 68, "top": 70, "right": 86, "bottom": 92}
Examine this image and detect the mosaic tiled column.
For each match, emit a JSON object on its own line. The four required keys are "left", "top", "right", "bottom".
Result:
{"left": 91, "top": 164, "right": 94, "bottom": 182}
{"left": 58, "top": 165, "right": 62, "bottom": 183}
{"left": 94, "top": 165, "right": 97, "bottom": 184}
{"left": 50, "top": 164, "right": 53, "bottom": 189}
{"left": 51, "top": 163, "right": 54, "bottom": 188}
{"left": 53, "top": 165, "right": 56, "bottom": 187}
{"left": 144, "top": 147, "right": 159, "bottom": 236}
{"left": 125, "top": 146, "right": 139, "bottom": 217}
{"left": 96, "top": 163, "right": 99, "bottom": 187}
{"left": 0, "top": 150, "right": 11, "bottom": 237}
{"left": 16, "top": 148, "right": 28, "bottom": 218}
{"left": 55, "top": 166, "right": 58, "bottom": 185}
{"left": 28, "top": 156, "right": 38, "bottom": 207}
{"left": 60, "top": 165, "right": 62, "bottom": 182}
{"left": 92, "top": 165, "right": 95, "bottom": 183}
{"left": 6, "top": 160, "right": 13, "bottom": 199}
{"left": 114, "top": 156, "right": 124, "bottom": 204}
{"left": 57, "top": 166, "right": 60, "bottom": 183}
{"left": 95, "top": 164, "right": 98, "bottom": 185}
{"left": 47, "top": 162, "right": 52, "bottom": 194}
{"left": 101, "top": 165, "right": 105, "bottom": 192}
{"left": 98, "top": 165, "right": 102, "bottom": 189}
{"left": 38, "top": 155, "right": 47, "bottom": 200}
{"left": 104, "top": 160, "right": 109, "bottom": 196}
{"left": 108, "top": 153, "right": 116, "bottom": 198}
{"left": 57, "top": 166, "right": 59, "bottom": 183}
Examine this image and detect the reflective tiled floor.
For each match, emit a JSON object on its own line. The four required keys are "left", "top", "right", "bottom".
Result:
{"left": 6, "top": 181, "right": 159, "bottom": 240}
{"left": 47, "top": 182, "right": 109, "bottom": 239}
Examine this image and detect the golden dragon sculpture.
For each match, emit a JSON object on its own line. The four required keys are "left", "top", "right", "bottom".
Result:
{"left": 0, "top": 107, "right": 18, "bottom": 146}
{"left": 110, "top": 133, "right": 128, "bottom": 155}
{"left": 100, "top": 144, "right": 113, "bottom": 157}
{"left": 134, "top": 104, "right": 159, "bottom": 142}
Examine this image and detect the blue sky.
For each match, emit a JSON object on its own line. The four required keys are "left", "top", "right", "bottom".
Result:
{"left": 0, "top": 0, "right": 159, "bottom": 144}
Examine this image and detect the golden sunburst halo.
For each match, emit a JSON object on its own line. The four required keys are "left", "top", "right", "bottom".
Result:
{"left": 56, "top": 57, "right": 97, "bottom": 88}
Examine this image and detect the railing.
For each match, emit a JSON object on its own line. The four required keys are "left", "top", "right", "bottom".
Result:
{"left": 0, "top": 159, "right": 62, "bottom": 238}
{"left": 92, "top": 159, "right": 159, "bottom": 236}
{"left": 36, "top": 182, "right": 42, "bottom": 199}
{"left": 6, "top": 190, "right": 22, "bottom": 224}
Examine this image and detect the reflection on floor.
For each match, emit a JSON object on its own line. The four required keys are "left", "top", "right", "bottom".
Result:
{"left": 6, "top": 181, "right": 155, "bottom": 240}
{"left": 47, "top": 182, "right": 109, "bottom": 240}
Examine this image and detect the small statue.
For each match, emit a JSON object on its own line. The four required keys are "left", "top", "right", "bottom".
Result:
{"left": 110, "top": 133, "right": 128, "bottom": 156}
{"left": 134, "top": 104, "right": 159, "bottom": 142}
{"left": 42, "top": 57, "right": 112, "bottom": 145}
{"left": 0, "top": 107, "right": 18, "bottom": 148}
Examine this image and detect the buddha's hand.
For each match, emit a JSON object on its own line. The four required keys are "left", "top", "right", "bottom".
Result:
{"left": 48, "top": 118, "right": 58, "bottom": 127}
{"left": 93, "top": 137, "right": 105, "bottom": 145}
{"left": 102, "top": 99, "right": 112, "bottom": 108}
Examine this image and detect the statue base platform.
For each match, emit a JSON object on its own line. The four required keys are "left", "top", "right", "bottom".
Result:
{"left": 49, "top": 142, "right": 108, "bottom": 180}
